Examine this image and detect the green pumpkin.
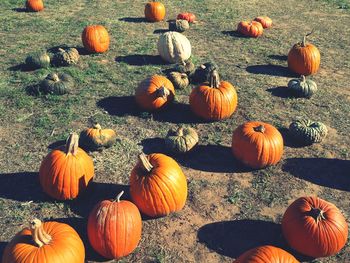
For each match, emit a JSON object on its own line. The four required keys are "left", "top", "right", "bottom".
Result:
{"left": 289, "top": 119, "right": 328, "bottom": 145}
{"left": 52, "top": 48, "right": 80, "bottom": 67}
{"left": 165, "top": 127, "right": 199, "bottom": 153}
{"left": 288, "top": 75, "right": 317, "bottom": 98}
{"left": 40, "top": 73, "right": 74, "bottom": 95}
{"left": 191, "top": 62, "right": 218, "bottom": 84}
{"left": 25, "top": 52, "right": 51, "bottom": 69}
{"left": 167, "top": 72, "right": 189, "bottom": 89}
{"left": 174, "top": 60, "right": 195, "bottom": 76}
{"left": 168, "top": 19, "right": 190, "bottom": 33}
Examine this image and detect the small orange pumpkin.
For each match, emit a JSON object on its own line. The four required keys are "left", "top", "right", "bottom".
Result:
{"left": 39, "top": 133, "right": 94, "bottom": 200}
{"left": 232, "top": 121, "right": 284, "bottom": 169}
{"left": 288, "top": 31, "right": 321, "bottom": 75}
{"left": 145, "top": 1, "right": 166, "bottom": 22}
{"left": 87, "top": 191, "right": 142, "bottom": 260}
{"left": 82, "top": 25, "right": 110, "bottom": 53}
{"left": 130, "top": 153, "right": 187, "bottom": 217}
{"left": 189, "top": 69, "right": 238, "bottom": 121}
{"left": 254, "top": 16, "right": 272, "bottom": 29}
{"left": 2, "top": 219, "right": 85, "bottom": 263}
{"left": 79, "top": 123, "right": 117, "bottom": 151}
{"left": 26, "top": 0, "right": 44, "bottom": 12}
{"left": 237, "top": 21, "right": 263, "bottom": 37}
{"left": 135, "top": 75, "right": 175, "bottom": 111}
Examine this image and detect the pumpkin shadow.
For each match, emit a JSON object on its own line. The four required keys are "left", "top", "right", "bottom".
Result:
{"left": 12, "top": 8, "right": 27, "bottom": 12}
{"left": 115, "top": 54, "right": 166, "bottom": 66}
{"left": 97, "top": 96, "right": 140, "bottom": 117}
{"left": 0, "top": 172, "right": 48, "bottom": 202}
{"left": 268, "top": 55, "right": 288, "bottom": 61}
{"left": 266, "top": 86, "right": 293, "bottom": 98}
{"left": 25, "top": 84, "right": 42, "bottom": 96}
{"left": 153, "top": 29, "right": 169, "bottom": 34}
{"left": 0, "top": 242, "right": 7, "bottom": 258}
{"left": 139, "top": 137, "right": 167, "bottom": 155}
{"left": 7, "top": 63, "right": 33, "bottom": 72}
{"left": 278, "top": 128, "right": 306, "bottom": 148}
{"left": 53, "top": 217, "right": 107, "bottom": 262}
{"left": 221, "top": 30, "right": 249, "bottom": 38}
{"left": 47, "top": 139, "right": 66, "bottom": 150}
{"left": 246, "top": 65, "right": 297, "bottom": 77}
{"left": 68, "top": 182, "right": 130, "bottom": 218}
{"left": 283, "top": 158, "right": 350, "bottom": 191}
{"left": 118, "top": 17, "right": 149, "bottom": 23}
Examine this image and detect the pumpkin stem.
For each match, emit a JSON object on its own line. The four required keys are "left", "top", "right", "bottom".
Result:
{"left": 51, "top": 73, "right": 60, "bottom": 82}
{"left": 200, "top": 64, "right": 206, "bottom": 69}
{"left": 30, "top": 219, "right": 52, "bottom": 247}
{"left": 65, "top": 133, "right": 79, "bottom": 156}
{"left": 253, "top": 125, "right": 266, "bottom": 133}
{"left": 300, "top": 75, "right": 306, "bottom": 82}
{"left": 177, "top": 127, "right": 184, "bottom": 137}
{"left": 157, "top": 85, "right": 170, "bottom": 100}
{"left": 115, "top": 191, "right": 124, "bottom": 202}
{"left": 93, "top": 123, "right": 102, "bottom": 130}
{"left": 138, "top": 153, "right": 153, "bottom": 173}
{"left": 180, "top": 73, "right": 187, "bottom": 79}
{"left": 209, "top": 69, "right": 220, "bottom": 88}
{"left": 309, "top": 207, "right": 326, "bottom": 223}
{"left": 302, "top": 29, "right": 314, "bottom": 47}
{"left": 58, "top": 48, "right": 65, "bottom": 53}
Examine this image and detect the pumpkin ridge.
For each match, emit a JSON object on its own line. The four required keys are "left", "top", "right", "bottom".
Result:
{"left": 148, "top": 171, "right": 172, "bottom": 215}
{"left": 153, "top": 170, "right": 178, "bottom": 212}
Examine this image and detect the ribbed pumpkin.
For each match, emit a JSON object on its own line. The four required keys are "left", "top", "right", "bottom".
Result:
{"left": 39, "top": 133, "right": 94, "bottom": 200}
{"left": 26, "top": 0, "right": 44, "bottom": 12}
{"left": 287, "top": 75, "right": 317, "bottom": 98}
{"left": 2, "top": 219, "right": 85, "bottom": 263}
{"left": 165, "top": 127, "right": 199, "bottom": 153}
{"left": 82, "top": 25, "right": 110, "bottom": 53}
{"left": 237, "top": 21, "right": 264, "bottom": 37}
{"left": 232, "top": 121, "right": 284, "bottom": 169}
{"left": 288, "top": 32, "right": 321, "bottom": 76}
{"left": 167, "top": 72, "right": 189, "bottom": 89}
{"left": 25, "top": 51, "right": 50, "bottom": 69}
{"left": 282, "top": 196, "right": 348, "bottom": 258}
{"left": 189, "top": 70, "right": 238, "bottom": 121}
{"left": 87, "top": 191, "right": 142, "bottom": 260}
{"left": 177, "top": 12, "right": 197, "bottom": 23}
{"left": 144, "top": 0, "right": 166, "bottom": 22}
{"left": 168, "top": 19, "right": 190, "bottom": 33}
{"left": 130, "top": 153, "right": 188, "bottom": 217}
{"left": 157, "top": 31, "right": 191, "bottom": 63}
{"left": 52, "top": 47, "right": 80, "bottom": 66}
{"left": 234, "top": 245, "right": 299, "bottom": 263}
{"left": 253, "top": 16, "right": 273, "bottom": 29}
{"left": 79, "top": 123, "right": 117, "bottom": 151}
{"left": 135, "top": 75, "right": 175, "bottom": 111}
{"left": 289, "top": 119, "right": 328, "bottom": 144}
{"left": 40, "top": 73, "right": 74, "bottom": 95}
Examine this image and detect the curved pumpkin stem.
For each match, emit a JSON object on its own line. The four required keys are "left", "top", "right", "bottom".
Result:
{"left": 115, "top": 191, "right": 124, "bottom": 202}
{"left": 300, "top": 75, "right": 306, "bottom": 82}
{"left": 254, "top": 125, "right": 266, "bottom": 133}
{"left": 65, "top": 133, "right": 79, "bottom": 156}
{"left": 209, "top": 69, "right": 220, "bottom": 88}
{"left": 302, "top": 29, "right": 314, "bottom": 47}
{"left": 93, "top": 123, "right": 102, "bottom": 130}
{"left": 177, "top": 127, "right": 184, "bottom": 137}
{"left": 30, "top": 219, "right": 52, "bottom": 247}
{"left": 51, "top": 73, "right": 60, "bottom": 82}
{"left": 309, "top": 207, "right": 326, "bottom": 223}
{"left": 138, "top": 153, "right": 153, "bottom": 173}
{"left": 157, "top": 85, "right": 170, "bottom": 99}
{"left": 58, "top": 48, "right": 65, "bottom": 53}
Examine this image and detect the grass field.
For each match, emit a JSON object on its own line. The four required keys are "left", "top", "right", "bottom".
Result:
{"left": 0, "top": 0, "right": 349, "bottom": 262}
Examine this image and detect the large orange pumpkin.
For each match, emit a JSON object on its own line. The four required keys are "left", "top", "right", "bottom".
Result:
{"left": 2, "top": 219, "right": 85, "bottom": 263}
{"left": 189, "top": 69, "right": 238, "bottom": 121}
{"left": 282, "top": 196, "right": 348, "bottom": 258}
{"left": 82, "top": 25, "right": 110, "bottom": 53}
{"left": 144, "top": 1, "right": 166, "bottom": 22}
{"left": 287, "top": 32, "right": 321, "bottom": 76}
{"left": 135, "top": 75, "right": 175, "bottom": 111}
{"left": 231, "top": 121, "right": 284, "bottom": 169}
{"left": 39, "top": 133, "right": 94, "bottom": 200}
{"left": 26, "top": 0, "right": 44, "bottom": 12}
{"left": 237, "top": 21, "right": 263, "bottom": 37}
{"left": 130, "top": 153, "right": 187, "bottom": 217}
{"left": 87, "top": 191, "right": 142, "bottom": 260}
{"left": 234, "top": 245, "right": 299, "bottom": 263}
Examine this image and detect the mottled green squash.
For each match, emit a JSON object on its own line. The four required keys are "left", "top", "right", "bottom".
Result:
{"left": 25, "top": 52, "right": 50, "bottom": 69}
{"left": 168, "top": 19, "right": 190, "bottom": 33}
{"left": 40, "top": 73, "right": 74, "bottom": 95}
{"left": 288, "top": 75, "right": 317, "bottom": 98}
{"left": 79, "top": 123, "right": 117, "bottom": 151}
{"left": 53, "top": 48, "right": 80, "bottom": 66}
{"left": 167, "top": 72, "right": 189, "bottom": 89}
{"left": 174, "top": 60, "right": 195, "bottom": 76}
{"left": 289, "top": 119, "right": 328, "bottom": 144}
{"left": 165, "top": 127, "right": 199, "bottom": 153}
{"left": 191, "top": 62, "right": 218, "bottom": 84}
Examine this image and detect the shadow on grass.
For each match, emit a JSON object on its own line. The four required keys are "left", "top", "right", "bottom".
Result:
{"left": 268, "top": 55, "right": 288, "bottom": 61}
{"left": 246, "top": 65, "right": 297, "bottom": 77}
{"left": 153, "top": 29, "right": 169, "bottom": 34}
{"left": 12, "top": 8, "right": 27, "bottom": 12}
{"left": 48, "top": 140, "right": 66, "bottom": 149}
{"left": 140, "top": 138, "right": 167, "bottom": 155}
{"left": 25, "top": 84, "right": 42, "bottom": 96}
{"left": 115, "top": 54, "right": 166, "bottom": 66}
{"left": 197, "top": 220, "right": 313, "bottom": 261}
{"left": 152, "top": 102, "right": 202, "bottom": 124}
{"left": 221, "top": 30, "right": 248, "bottom": 38}
{"left": 119, "top": 17, "right": 148, "bottom": 23}
{"left": 0, "top": 172, "right": 48, "bottom": 202}
{"left": 266, "top": 86, "right": 292, "bottom": 98}
{"left": 8, "top": 64, "right": 33, "bottom": 72}
{"left": 278, "top": 128, "right": 306, "bottom": 148}
{"left": 0, "top": 242, "right": 7, "bottom": 258}
{"left": 283, "top": 158, "right": 350, "bottom": 191}
{"left": 97, "top": 96, "right": 139, "bottom": 117}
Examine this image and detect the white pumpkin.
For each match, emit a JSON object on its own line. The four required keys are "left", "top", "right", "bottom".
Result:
{"left": 157, "top": 31, "right": 191, "bottom": 63}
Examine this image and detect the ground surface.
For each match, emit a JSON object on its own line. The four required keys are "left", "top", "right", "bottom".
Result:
{"left": 0, "top": 0, "right": 349, "bottom": 262}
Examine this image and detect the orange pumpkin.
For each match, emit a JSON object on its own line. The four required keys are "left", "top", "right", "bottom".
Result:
{"left": 39, "top": 133, "right": 94, "bottom": 200}
{"left": 254, "top": 16, "right": 272, "bottom": 29}
{"left": 26, "top": 0, "right": 44, "bottom": 12}
{"left": 87, "top": 191, "right": 142, "bottom": 260}
{"left": 288, "top": 32, "right": 321, "bottom": 75}
{"left": 189, "top": 69, "right": 238, "bottom": 121}
{"left": 82, "top": 25, "right": 110, "bottom": 53}
{"left": 135, "top": 75, "right": 175, "bottom": 111}
{"left": 130, "top": 153, "right": 187, "bottom": 217}
{"left": 282, "top": 196, "right": 348, "bottom": 258}
{"left": 144, "top": 1, "right": 166, "bottom": 22}
{"left": 2, "top": 219, "right": 85, "bottom": 263}
{"left": 232, "top": 121, "right": 284, "bottom": 169}
{"left": 237, "top": 21, "right": 263, "bottom": 37}
{"left": 234, "top": 245, "right": 299, "bottom": 263}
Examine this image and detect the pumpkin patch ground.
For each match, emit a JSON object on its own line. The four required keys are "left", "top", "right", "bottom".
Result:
{"left": 0, "top": 0, "right": 349, "bottom": 262}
